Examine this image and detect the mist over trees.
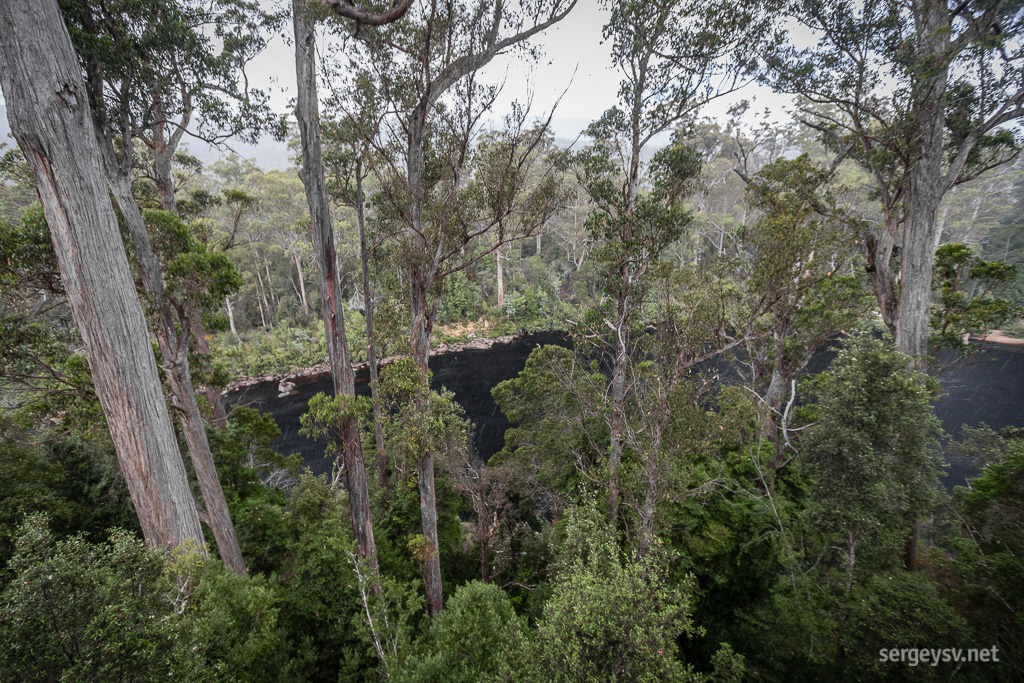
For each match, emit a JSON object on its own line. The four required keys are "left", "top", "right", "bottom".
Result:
{"left": 2, "top": 0, "right": 1024, "bottom": 680}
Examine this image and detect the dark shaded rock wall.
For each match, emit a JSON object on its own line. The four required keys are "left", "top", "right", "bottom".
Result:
{"left": 227, "top": 333, "right": 1024, "bottom": 489}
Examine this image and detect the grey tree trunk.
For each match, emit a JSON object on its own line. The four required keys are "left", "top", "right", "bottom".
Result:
{"left": 889, "top": 1, "right": 952, "bottom": 571}
{"left": 896, "top": 0, "right": 949, "bottom": 360}
{"left": 293, "top": 0, "right": 378, "bottom": 569}
{"left": 254, "top": 260, "right": 274, "bottom": 328}
{"left": 151, "top": 118, "right": 178, "bottom": 213}
{"left": 865, "top": 216, "right": 899, "bottom": 338}
{"left": 165, "top": 352, "right": 246, "bottom": 574}
{"left": 294, "top": 250, "right": 310, "bottom": 315}
{"left": 226, "top": 297, "right": 242, "bottom": 343}
{"left": 0, "top": 0, "right": 205, "bottom": 551}
{"left": 356, "top": 154, "right": 387, "bottom": 487}
{"left": 265, "top": 262, "right": 278, "bottom": 310}
{"left": 256, "top": 290, "right": 268, "bottom": 329}
{"left": 636, "top": 423, "right": 662, "bottom": 557}
{"left": 384, "top": 1, "right": 575, "bottom": 615}
{"left": 108, "top": 159, "right": 245, "bottom": 575}
{"left": 496, "top": 245, "right": 505, "bottom": 308}
{"left": 608, "top": 291, "right": 628, "bottom": 522}
{"left": 191, "top": 326, "right": 229, "bottom": 429}
{"left": 410, "top": 272, "right": 444, "bottom": 616}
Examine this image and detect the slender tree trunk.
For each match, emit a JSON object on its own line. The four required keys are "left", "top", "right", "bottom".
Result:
{"left": 191, "top": 323, "right": 229, "bottom": 429}
{"left": 608, "top": 291, "right": 628, "bottom": 522}
{"left": 226, "top": 297, "right": 242, "bottom": 343}
{"left": 496, "top": 245, "right": 505, "bottom": 308}
{"left": 637, "top": 424, "right": 662, "bottom": 557}
{"left": 294, "top": 250, "right": 309, "bottom": 315}
{"left": 256, "top": 291, "right": 268, "bottom": 329}
{"left": 127, "top": 79, "right": 231, "bottom": 432}
{"left": 933, "top": 203, "right": 950, "bottom": 250}
{"left": 265, "top": 262, "right": 278, "bottom": 310}
{"left": 164, "top": 348, "right": 246, "bottom": 574}
{"left": 356, "top": 154, "right": 387, "bottom": 487}
{"left": 845, "top": 531, "right": 857, "bottom": 591}
{"left": 293, "top": 0, "right": 378, "bottom": 569}
{"left": 607, "top": 97, "right": 643, "bottom": 523}
{"left": 254, "top": 262, "right": 274, "bottom": 328}
{"left": 758, "top": 329, "right": 786, "bottom": 439}
{"left": 410, "top": 272, "right": 444, "bottom": 615}
{"left": 109, "top": 160, "right": 244, "bottom": 574}
{"left": 477, "top": 476, "right": 493, "bottom": 582}
{"left": 151, "top": 127, "right": 177, "bottom": 213}
{"left": 0, "top": 0, "right": 204, "bottom": 550}
{"left": 405, "top": 103, "right": 446, "bottom": 616}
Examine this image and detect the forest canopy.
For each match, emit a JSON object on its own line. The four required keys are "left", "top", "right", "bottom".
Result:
{"left": 1, "top": 0, "right": 1024, "bottom": 680}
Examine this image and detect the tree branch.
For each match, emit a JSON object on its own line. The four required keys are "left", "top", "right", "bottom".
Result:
{"left": 317, "top": 0, "right": 414, "bottom": 26}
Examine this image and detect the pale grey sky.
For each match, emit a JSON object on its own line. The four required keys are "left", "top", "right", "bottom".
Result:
{"left": 1, "top": 1, "right": 798, "bottom": 166}
{"left": 245, "top": 0, "right": 796, "bottom": 140}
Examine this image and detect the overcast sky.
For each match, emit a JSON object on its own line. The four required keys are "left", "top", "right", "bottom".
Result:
{"left": 2, "top": 1, "right": 798, "bottom": 166}
{"left": 245, "top": 0, "right": 796, "bottom": 140}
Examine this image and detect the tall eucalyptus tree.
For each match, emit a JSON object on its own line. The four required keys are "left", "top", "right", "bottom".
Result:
{"left": 764, "top": 0, "right": 1024, "bottom": 358}
{"left": 346, "top": 0, "right": 577, "bottom": 615}
{"left": 62, "top": 0, "right": 285, "bottom": 426}
{"left": 54, "top": 0, "right": 283, "bottom": 574}
{"left": 0, "top": 0, "right": 206, "bottom": 552}
{"left": 291, "top": 0, "right": 414, "bottom": 571}
{"left": 563, "top": 0, "right": 779, "bottom": 520}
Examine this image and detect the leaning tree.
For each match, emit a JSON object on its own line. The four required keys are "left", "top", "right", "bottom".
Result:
{"left": 291, "top": 0, "right": 415, "bottom": 572}
{"left": 0, "top": 0, "right": 205, "bottom": 551}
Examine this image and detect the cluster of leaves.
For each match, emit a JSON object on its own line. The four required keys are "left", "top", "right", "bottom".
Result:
{"left": 931, "top": 242, "right": 1022, "bottom": 354}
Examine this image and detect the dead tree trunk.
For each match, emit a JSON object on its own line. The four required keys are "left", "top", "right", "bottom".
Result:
{"left": 294, "top": 0, "right": 378, "bottom": 569}
{"left": 0, "top": 0, "right": 205, "bottom": 550}
{"left": 294, "top": 250, "right": 310, "bottom": 315}
{"left": 226, "top": 297, "right": 242, "bottom": 343}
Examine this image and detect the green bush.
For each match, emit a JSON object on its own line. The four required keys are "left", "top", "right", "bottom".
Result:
{"left": 0, "top": 515, "right": 206, "bottom": 682}
{"left": 508, "top": 503, "right": 699, "bottom": 682}
{"left": 400, "top": 580, "right": 525, "bottom": 682}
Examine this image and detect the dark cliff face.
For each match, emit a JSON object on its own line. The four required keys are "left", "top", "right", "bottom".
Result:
{"left": 226, "top": 331, "right": 572, "bottom": 477}
{"left": 933, "top": 344, "right": 1024, "bottom": 486}
{"left": 227, "top": 333, "right": 1024, "bottom": 489}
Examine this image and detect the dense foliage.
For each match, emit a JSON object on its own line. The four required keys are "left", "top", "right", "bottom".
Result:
{"left": 1, "top": 0, "right": 1024, "bottom": 680}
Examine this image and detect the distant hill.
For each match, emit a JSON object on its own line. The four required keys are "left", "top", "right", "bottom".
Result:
{"left": 1, "top": 105, "right": 666, "bottom": 171}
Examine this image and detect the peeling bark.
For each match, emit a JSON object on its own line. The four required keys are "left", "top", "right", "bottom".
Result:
{"left": 293, "top": 0, "right": 378, "bottom": 569}
{"left": 0, "top": 0, "right": 205, "bottom": 550}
